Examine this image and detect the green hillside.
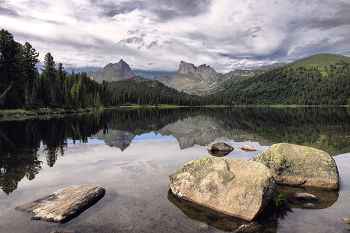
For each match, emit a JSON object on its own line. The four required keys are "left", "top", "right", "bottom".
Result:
{"left": 286, "top": 53, "right": 350, "bottom": 72}
{"left": 211, "top": 56, "right": 350, "bottom": 105}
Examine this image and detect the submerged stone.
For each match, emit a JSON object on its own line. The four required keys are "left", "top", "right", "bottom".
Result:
{"left": 250, "top": 143, "right": 339, "bottom": 190}
{"left": 168, "top": 157, "right": 277, "bottom": 221}
{"left": 15, "top": 185, "right": 105, "bottom": 223}
{"left": 293, "top": 193, "right": 317, "bottom": 200}
{"left": 302, "top": 203, "right": 315, "bottom": 208}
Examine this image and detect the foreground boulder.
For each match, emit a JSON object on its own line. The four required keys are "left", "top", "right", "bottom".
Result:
{"left": 250, "top": 143, "right": 339, "bottom": 190}
{"left": 207, "top": 142, "right": 234, "bottom": 152}
{"left": 15, "top": 185, "right": 105, "bottom": 223}
{"left": 168, "top": 157, "right": 277, "bottom": 221}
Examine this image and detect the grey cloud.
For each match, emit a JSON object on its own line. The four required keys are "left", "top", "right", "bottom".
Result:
{"left": 148, "top": 63, "right": 155, "bottom": 65}
{"left": 118, "top": 36, "right": 145, "bottom": 49}
{"left": 90, "top": 0, "right": 146, "bottom": 17}
{"left": 146, "top": 40, "right": 158, "bottom": 49}
{"left": 125, "top": 37, "right": 144, "bottom": 44}
{"left": 162, "top": 40, "right": 173, "bottom": 44}
{"left": 308, "top": 2, "right": 350, "bottom": 30}
{"left": 0, "top": 6, "right": 18, "bottom": 16}
{"left": 91, "top": 0, "right": 213, "bottom": 21}
{"left": 289, "top": 38, "right": 331, "bottom": 57}
{"left": 237, "top": 25, "right": 262, "bottom": 37}
{"left": 127, "top": 29, "right": 139, "bottom": 35}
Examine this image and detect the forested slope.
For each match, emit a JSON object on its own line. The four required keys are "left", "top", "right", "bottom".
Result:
{"left": 107, "top": 76, "right": 200, "bottom": 106}
{"left": 214, "top": 60, "right": 350, "bottom": 105}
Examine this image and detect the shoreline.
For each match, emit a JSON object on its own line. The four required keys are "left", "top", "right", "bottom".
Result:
{"left": 1, "top": 104, "right": 349, "bottom": 121}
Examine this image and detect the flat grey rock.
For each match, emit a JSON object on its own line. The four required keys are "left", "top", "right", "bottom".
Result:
{"left": 15, "top": 185, "right": 105, "bottom": 223}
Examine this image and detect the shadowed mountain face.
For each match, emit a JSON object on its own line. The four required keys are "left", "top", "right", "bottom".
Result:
{"left": 155, "top": 61, "right": 285, "bottom": 95}
{"left": 87, "top": 59, "right": 135, "bottom": 83}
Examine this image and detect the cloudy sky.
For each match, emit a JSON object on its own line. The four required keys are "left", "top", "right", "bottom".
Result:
{"left": 1, "top": 0, "right": 350, "bottom": 76}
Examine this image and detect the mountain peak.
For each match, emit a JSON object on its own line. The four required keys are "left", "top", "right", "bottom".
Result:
{"left": 88, "top": 59, "right": 135, "bottom": 83}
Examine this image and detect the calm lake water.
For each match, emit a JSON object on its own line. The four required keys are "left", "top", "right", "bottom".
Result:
{"left": 1, "top": 107, "right": 350, "bottom": 233}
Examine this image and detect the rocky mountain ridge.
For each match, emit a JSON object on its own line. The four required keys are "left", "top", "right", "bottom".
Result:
{"left": 155, "top": 61, "right": 286, "bottom": 95}
{"left": 87, "top": 59, "right": 135, "bottom": 83}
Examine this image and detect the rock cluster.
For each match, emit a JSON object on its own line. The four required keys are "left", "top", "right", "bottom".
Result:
{"left": 168, "top": 143, "right": 340, "bottom": 222}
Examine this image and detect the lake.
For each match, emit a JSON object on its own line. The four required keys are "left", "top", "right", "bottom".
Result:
{"left": 1, "top": 107, "right": 350, "bottom": 233}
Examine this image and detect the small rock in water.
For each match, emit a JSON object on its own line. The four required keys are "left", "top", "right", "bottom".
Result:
{"left": 241, "top": 145, "right": 257, "bottom": 151}
{"left": 293, "top": 193, "right": 317, "bottom": 200}
{"left": 342, "top": 218, "right": 350, "bottom": 224}
{"left": 207, "top": 142, "right": 234, "bottom": 152}
{"left": 199, "top": 222, "right": 209, "bottom": 231}
{"left": 302, "top": 203, "right": 315, "bottom": 208}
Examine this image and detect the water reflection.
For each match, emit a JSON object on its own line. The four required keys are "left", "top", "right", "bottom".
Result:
{"left": 278, "top": 185, "right": 339, "bottom": 209}
{"left": 207, "top": 150, "right": 231, "bottom": 157}
{"left": 1, "top": 107, "right": 350, "bottom": 195}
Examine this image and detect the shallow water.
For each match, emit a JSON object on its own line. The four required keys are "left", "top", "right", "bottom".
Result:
{"left": 0, "top": 107, "right": 350, "bottom": 233}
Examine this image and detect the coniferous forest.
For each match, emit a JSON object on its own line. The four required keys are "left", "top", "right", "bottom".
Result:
{"left": 1, "top": 28, "right": 350, "bottom": 110}
{"left": 0, "top": 29, "right": 110, "bottom": 110}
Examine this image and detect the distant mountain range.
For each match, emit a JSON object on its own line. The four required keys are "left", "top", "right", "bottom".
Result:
{"left": 155, "top": 61, "right": 287, "bottom": 95}
{"left": 87, "top": 53, "right": 350, "bottom": 98}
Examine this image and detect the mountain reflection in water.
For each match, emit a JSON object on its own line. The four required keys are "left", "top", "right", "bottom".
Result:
{"left": 1, "top": 107, "right": 350, "bottom": 196}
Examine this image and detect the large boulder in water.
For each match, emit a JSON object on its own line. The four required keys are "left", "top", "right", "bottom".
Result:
{"left": 167, "top": 157, "right": 277, "bottom": 221}
{"left": 250, "top": 143, "right": 339, "bottom": 190}
{"left": 15, "top": 185, "right": 105, "bottom": 223}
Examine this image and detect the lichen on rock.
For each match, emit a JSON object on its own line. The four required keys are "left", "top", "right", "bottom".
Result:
{"left": 168, "top": 157, "right": 277, "bottom": 221}
{"left": 250, "top": 143, "right": 339, "bottom": 190}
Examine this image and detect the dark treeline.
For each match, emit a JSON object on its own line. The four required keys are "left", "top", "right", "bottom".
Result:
{"left": 0, "top": 29, "right": 109, "bottom": 110}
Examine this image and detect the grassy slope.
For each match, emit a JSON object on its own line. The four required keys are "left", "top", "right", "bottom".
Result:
{"left": 285, "top": 53, "right": 350, "bottom": 71}
{"left": 220, "top": 53, "right": 350, "bottom": 94}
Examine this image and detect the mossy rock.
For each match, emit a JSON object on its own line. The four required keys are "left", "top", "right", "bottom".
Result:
{"left": 250, "top": 143, "right": 339, "bottom": 190}
{"left": 168, "top": 157, "right": 277, "bottom": 221}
